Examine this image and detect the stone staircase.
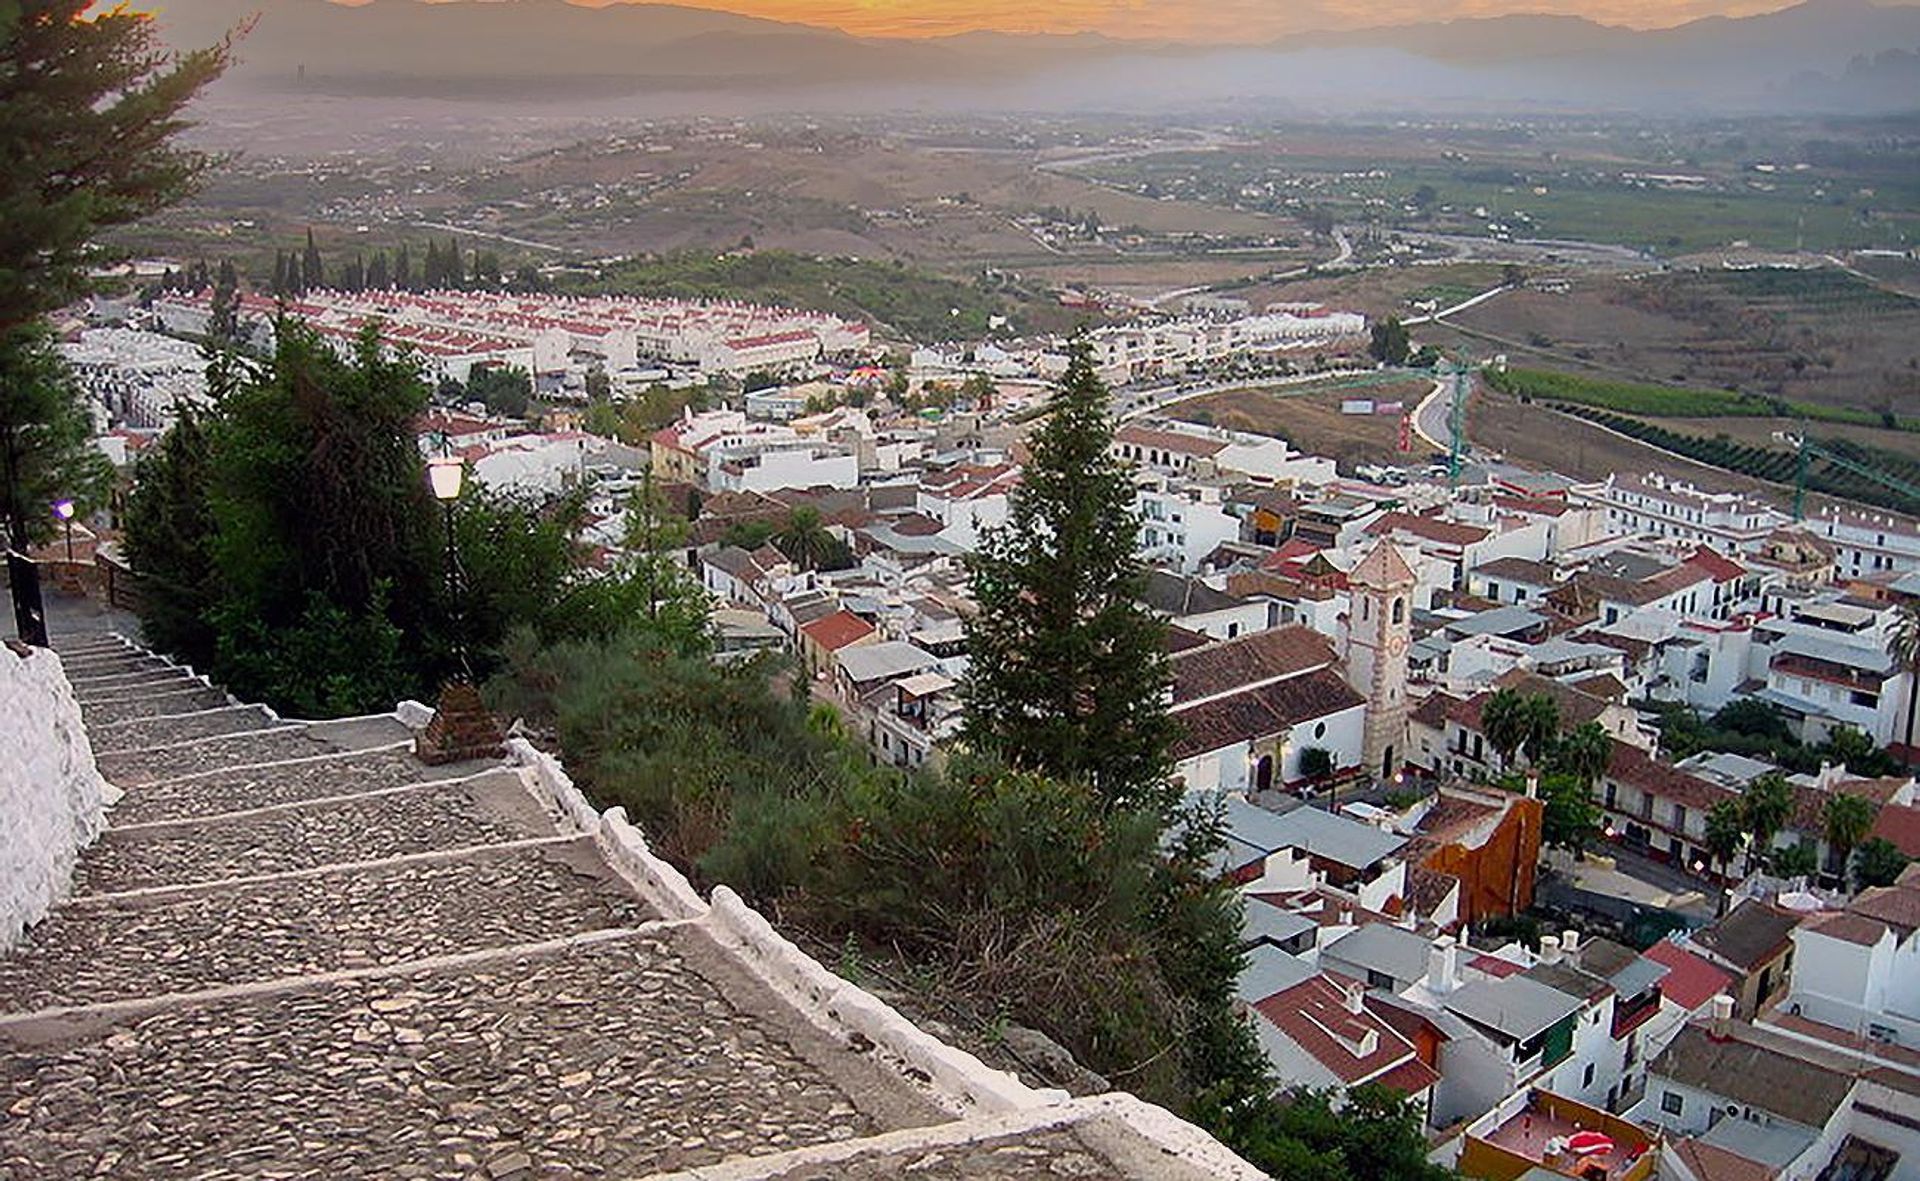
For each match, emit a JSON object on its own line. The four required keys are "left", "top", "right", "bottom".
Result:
{"left": 0, "top": 634, "right": 1264, "bottom": 1181}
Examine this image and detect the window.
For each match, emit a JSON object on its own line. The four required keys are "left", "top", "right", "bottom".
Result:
{"left": 1367, "top": 969, "right": 1395, "bottom": 989}
{"left": 1584, "top": 1063, "right": 1596, "bottom": 1089}
{"left": 1315, "top": 721, "right": 1327, "bottom": 739}
{"left": 1661, "top": 1091, "right": 1684, "bottom": 1116}
{"left": 1392, "top": 598, "right": 1405, "bottom": 624}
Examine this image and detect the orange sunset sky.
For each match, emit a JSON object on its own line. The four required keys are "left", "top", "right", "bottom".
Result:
{"left": 567, "top": 0, "right": 1840, "bottom": 40}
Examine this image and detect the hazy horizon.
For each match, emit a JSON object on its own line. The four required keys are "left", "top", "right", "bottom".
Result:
{"left": 421, "top": 0, "right": 1914, "bottom": 41}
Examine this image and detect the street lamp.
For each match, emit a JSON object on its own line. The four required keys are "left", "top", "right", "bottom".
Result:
{"left": 426, "top": 455, "right": 469, "bottom": 681}
{"left": 51, "top": 499, "right": 74, "bottom": 563}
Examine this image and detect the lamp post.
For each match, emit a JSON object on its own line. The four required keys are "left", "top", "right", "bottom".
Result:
{"left": 51, "top": 499, "right": 74, "bottom": 563}
{"left": 426, "top": 455, "right": 469, "bottom": 682}
{"left": 415, "top": 453, "right": 501, "bottom": 767}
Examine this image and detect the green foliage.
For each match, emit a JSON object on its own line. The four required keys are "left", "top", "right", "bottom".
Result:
{"left": 1712, "top": 699, "right": 1795, "bottom": 743}
{"left": 1647, "top": 699, "right": 1897, "bottom": 778}
{"left": 1195, "top": 1085, "right": 1454, "bottom": 1181}
{"left": 0, "top": 0, "right": 230, "bottom": 335}
{"left": 1740, "top": 772, "right": 1795, "bottom": 876}
{"left": 0, "top": 327, "right": 114, "bottom": 548}
{"left": 122, "top": 397, "right": 219, "bottom": 665}
{"left": 1548, "top": 721, "right": 1613, "bottom": 790}
{"left": 1854, "top": 837, "right": 1911, "bottom": 891}
{"left": 465, "top": 366, "right": 532, "bottom": 417}
{"left": 1482, "top": 689, "right": 1560, "bottom": 770}
{"left": 1769, "top": 841, "right": 1819, "bottom": 880}
{"left": 962, "top": 343, "right": 1176, "bottom": 815}
{"left": 1537, "top": 771, "right": 1603, "bottom": 853}
{"left": 772, "top": 506, "right": 851, "bottom": 573}
{"left": 1367, "top": 317, "right": 1411, "bottom": 366}
{"left": 1298, "top": 746, "right": 1336, "bottom": 783}
{"left": 1491, "top": 365, "right": 1920, "bottom": 433}
{"left": 1705, "top": 799, "right": 1746, "bottom": 876}
{"left": 567, "top": 251, "right": 1018, "bottom": 341}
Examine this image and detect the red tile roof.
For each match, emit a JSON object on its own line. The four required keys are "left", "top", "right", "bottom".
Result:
{"left": 799, "top": 610, "right": 875, "bottom": 653}
{"left": 1686, "top": 546, "right": 1749, "bottom": 584}
{"left": 1804, "top": 911, "right": 1890, "bottom": 947}
{"left": 1249, "top": 974, "right": 1423, "bottom": 1086}
{"left": 1870, "top": 802, "right": 1920, "bottom": 858}
{"left": 1641, "top": 940, "right": 1734, "bottom": 1012}
{"left": 1364, "top": 511, "right": 1491, "bottom": 549}
{"left": 1171, "top": 625, "right": 1337, "bottom": 705}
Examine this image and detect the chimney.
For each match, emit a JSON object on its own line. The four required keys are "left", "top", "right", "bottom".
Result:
{"left": 1428, "top": 934, "right": 1460, "bottom": 996}
{"left": 1525, "top": 770, "right": 1540, "bottom": 799}
{"left": 1540, "top": 934, "right": 1562, "bottom": 965}
{"left": 1561, "top": 930, "right": 1580, "bottom": 960}
{"left": 1343, "top": 980, "right": 1366, "bottom": 1015}
{"left": 1710, "top": 994, "right": 1735, "bottom": 1041}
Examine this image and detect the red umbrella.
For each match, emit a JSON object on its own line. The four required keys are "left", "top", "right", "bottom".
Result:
{"left": 1567, "top": 1131, "right": 1615, "bottom": 1156}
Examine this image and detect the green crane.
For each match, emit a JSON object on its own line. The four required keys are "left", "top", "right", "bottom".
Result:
{"left": 1774, "top": 430, "right": 1920, "bottom": 521}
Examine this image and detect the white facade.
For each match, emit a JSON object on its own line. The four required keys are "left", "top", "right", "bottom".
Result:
{"left": 1139, "top": 480, "right": 1242, "bottom": 574}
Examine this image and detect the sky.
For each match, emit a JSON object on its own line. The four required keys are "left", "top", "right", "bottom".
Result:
{"left": 584, "top": 0, "right": 1811, "bottom": 40}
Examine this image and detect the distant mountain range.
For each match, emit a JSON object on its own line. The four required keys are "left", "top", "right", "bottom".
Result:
{"left": 156, "top": 0, "right": 1920, "bottom": 111}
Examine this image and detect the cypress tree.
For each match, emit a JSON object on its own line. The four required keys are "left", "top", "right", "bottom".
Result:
{"left": 271, "top": 251, "right": 288, "bottom": 296}
{"left": 395, "top": 243, "right": 413, "bottom": 290}
{"left": 960, "top": 341, "right": 1175, "bottom": 815}
{"left": 445, "top": 239, "right": 464, "bottom": 287}
{"left": 367, "top": 251, "right": 389, "bottom": 291}
{"left": 301, "top": 228, "right": 324, "bottom": 291}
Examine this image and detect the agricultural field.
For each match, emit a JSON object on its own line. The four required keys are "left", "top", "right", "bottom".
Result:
{"left": 1439, "top": 266, "right": 1920, "bottom": 417}
{"left": 1170, "top": 379, "right": 1432, "bottom": 472}
{"left": 1485, "top": 367, "right": 1919, "bottom": 431}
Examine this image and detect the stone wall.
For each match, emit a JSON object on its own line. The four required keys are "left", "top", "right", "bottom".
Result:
{"left": 0, "top": 643, "right": 112, "bottom": 948}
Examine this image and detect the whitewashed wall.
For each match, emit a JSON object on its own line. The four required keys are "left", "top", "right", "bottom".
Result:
{"left": 0, "top": 644, "right": 111, "bottom": 947}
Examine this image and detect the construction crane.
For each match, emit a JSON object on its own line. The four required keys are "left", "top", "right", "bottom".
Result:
{"left": 1773, "top": 430, "right": 1920, "bottom": 521}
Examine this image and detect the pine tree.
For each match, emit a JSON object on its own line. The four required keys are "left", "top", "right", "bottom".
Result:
{"left": 301, "top": 228, "right": 324, "bottom": 292}
{"left": 0, "top": 1, "right": 230, "bottom": 335}
{"left": 124, "top": 398, "right": 221, "bottom": 667}
{"left": 961, "top": 341, "right": 1175, "bottom": 815}
{"left": 0, "top": 327, "right": 115, "bottom": 550}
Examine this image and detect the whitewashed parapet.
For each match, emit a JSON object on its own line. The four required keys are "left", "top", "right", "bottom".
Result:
{"left": 507, "top": 737, "right": 606, "bottom": 836}
{"left": 597, "top": 807, "right": 707, "bottom": 922}
{"left": 0, "top": 646, "right": 111, "bottom": 948}
{"left": 705, "top": 885, "right": 1058, "bottom": 1118}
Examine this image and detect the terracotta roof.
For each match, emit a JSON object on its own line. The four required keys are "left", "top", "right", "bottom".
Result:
{"left": 1171, "top": 668, "right": 1365, "bottom": 761}
{"left": 1171, "top": 626, "right": 1336, "bottom": 705}
{"left": 1225, "top": 569, "right": 1337, "bottom": 603}
{"left": 1641, "top": 940, "right": 1734, "bottom": 1012}
{"left": 1573, "top": 673, "right": 1629, "bottom": 700}
{"left": 1409, "top": 693, "right": 1459, "bottom": 729}
{"left": 1686, "top": 546, "right": 1749, "bottom": 584}
{"left": 1606, "top": 742, "right": 1733, "bottom": 816}
{"left": 1114, "top": 423, "right": 1227, "bottom": 458}
{"left": 1348, "top": 539, "right": 1417, "bottom": 589}
{"left": 1671, "top": 1138, "right": 1780, "bottom": 1181}
{"left": 1452, "top": 670, "right": 1616, "bottom": 735}
{"left": 798, "top": 609, "right": 875, "bottom": 653}
{"left": 1364, "top": 512, "right": 1491, "bottom": 549}
{"left": 1652, "top": 1024, "right": 1854, "bottom": 1128}
{"left": 1404, "top": 866, "right": 1460, "bottom": 918}
{"left": 1249, "top": 974, "right": 1422, "bottom": 1085}
{"left": 1869, "top": 802, "right": 1920, "bottom": 858}
{"left": 1804, "top": 911, "right": 1890, "bottom": 947}
{"left": 1474, "top": 556, "right": 1557, "bottom": 584}
{"left": 1164, "top": 626, "right": 1213, "bottom": 654}
{"left": 1849, "top": 882, "right": 1920, "bottom": 937}
{"left": 1368, "top": 1055, "right": 1442, "bottom": 1097}
{"left": 1692, "top": 901, "right": 1801, "bottom": 972}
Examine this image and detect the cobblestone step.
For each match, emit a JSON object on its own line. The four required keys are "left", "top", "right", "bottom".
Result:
{"left": 0, "top": 930, "right": 942, "bottom": 1180}
{"left": 106, "top": 746, "right": 444, "bottom": 826}
{"left": 93, "top": 728, "right": 342, "bottom": 787}
{"left": 61, "top": 655, "right": 178, "bottom": 683}
{"left": 0, "top": 842, "right": 652, "bottom": 1014}
{"left": 88, "top": 706, "right": 282, "bottom": 754}
{"left": 79, "top": 687, "right": 234, "bottom": 727}
{"left": 71, "top": 670, "right": 206, "bottom": 705}
{"left": 50, "top": 636, "right": 133, "bottom": 658}
{"left": 72, "top": 771, "right": 557, "bottom": 897}
{"left": 59, "top": 652, "right": 171, "bottom": 678}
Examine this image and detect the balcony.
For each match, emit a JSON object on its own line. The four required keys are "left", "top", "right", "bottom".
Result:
{"left": 1461, "top": 1089, "right": 1657, "bottom": 1181}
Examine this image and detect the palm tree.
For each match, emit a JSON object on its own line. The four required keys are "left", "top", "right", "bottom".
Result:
{"left": 1705, "top": 798, "right": 1745, "bottom": 880}
{"left": 1552, "top": 721, "right": 1613, "bottom": 791}
{"left": 1823, "top": 792, "right": 1876, "bottom": 891}
{"left": 1518, "top": 694, "right": 1563, "bottom": 768}
{"left": 1481, "top": 688, "right": 1527, "bottom": 772}
{"left": 773, "top": 506, "right": 834, "bottom": 572}
{"left": 1741, "top": 772, "right": 1795, "bottom": 878}
{"left": 1894, "top": 602, "right": 1920, "bottom": 768}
